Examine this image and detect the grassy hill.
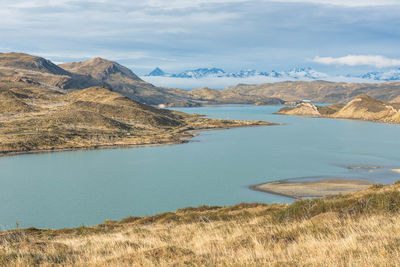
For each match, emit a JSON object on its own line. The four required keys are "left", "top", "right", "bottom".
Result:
{"left": 0, "top": 80, "right": 271, "bottom": 155}
{"left": 1, "top": 182, "right": 400, "bottom": 265}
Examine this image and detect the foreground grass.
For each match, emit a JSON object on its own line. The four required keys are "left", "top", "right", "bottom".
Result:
{"left": 2, "top": 183, "right": 400, "bottom": 266}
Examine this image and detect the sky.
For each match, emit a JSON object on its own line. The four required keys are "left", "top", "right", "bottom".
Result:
{"left": 1, "top": 0, "right": 400, "bottom": 76}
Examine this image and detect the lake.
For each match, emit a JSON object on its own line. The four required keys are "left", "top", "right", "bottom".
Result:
{"left": 1, "top": 105, "right": 400, "bottom": 229}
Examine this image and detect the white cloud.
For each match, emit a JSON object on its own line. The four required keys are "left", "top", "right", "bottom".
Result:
{"left": 312, "top": 55, "right": 400, "bottom": 68}
{"left": 2, "top": 0, "right": 399, "bottom": 10}
{"left": 272, "top": 0, "right": 400, "bottom": 7}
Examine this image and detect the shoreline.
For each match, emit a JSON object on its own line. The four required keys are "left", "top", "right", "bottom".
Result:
{"left": 0, "top": 123, "right": 275, "bottom": 158}
{"left": 276, "top": 112, "right": 400, "bottom": 125}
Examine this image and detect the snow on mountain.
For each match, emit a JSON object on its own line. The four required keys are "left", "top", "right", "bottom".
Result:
{"left": 146, "top": 67, "right": 328, "bottom": 80}
{"left": 283, "top": 67, "right": 328, "bottom": 80}
{"left": 171, "top": 68, "right": 226, "bottom": 78}
{"left": 145, "top": 66, "right": 400, "bottom": 84}
{"left": 360, "top": 69, "right": 400, "bottom": 81}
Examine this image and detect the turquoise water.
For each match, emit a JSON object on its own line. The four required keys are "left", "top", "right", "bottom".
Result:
{"left": 1, "top": 105, "right": 400, "bottom": 230}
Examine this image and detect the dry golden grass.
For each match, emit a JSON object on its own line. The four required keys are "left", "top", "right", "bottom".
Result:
{"left": 2, "top": 183, "right": 400, "bottom": 266}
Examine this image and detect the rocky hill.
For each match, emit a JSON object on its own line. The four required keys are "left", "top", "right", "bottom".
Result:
{"left": 2, "top": 181, "right": 400, "bottom": 265}
{"left": 0, "top": 80, "right": 271, "bottom": 155}
{"left": 59, "top": 58, "right": 200, "bottom": 106}
{"left": 277, "top": 95, "right": 400, "bottom": 124}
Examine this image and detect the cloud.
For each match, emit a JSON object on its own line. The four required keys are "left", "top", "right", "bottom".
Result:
{"left": 1, "top": 0, "right": 400, "bottom": 74}
{"left": 272, "top": 0, "right": 400, "bottom": 7}
{"left": 312, "top": 55, "right": 400, "bottom": 68}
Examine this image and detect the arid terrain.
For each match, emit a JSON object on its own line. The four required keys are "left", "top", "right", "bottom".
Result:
{"left": 0, "top": 81, "right": 270, "bottom": 156}
{"left": 2, "top": 182, "right": 400, "bottom": 266}
{"left": 0, "top": 52, "right": 278, "bottom": 155}
{"left": 277, "top": 94, "right": 400, "bottom": 124}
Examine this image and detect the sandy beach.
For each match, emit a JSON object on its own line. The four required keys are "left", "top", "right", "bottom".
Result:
{"left": 251, "top": 178, "right": 372, "bottom": 199}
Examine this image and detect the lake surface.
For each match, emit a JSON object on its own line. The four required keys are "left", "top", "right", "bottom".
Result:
{"left": 1, "top": 105, "right": 400, "bottom": 230}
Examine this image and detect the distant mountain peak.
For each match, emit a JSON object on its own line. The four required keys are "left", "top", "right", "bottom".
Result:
{"left": 148, "top": 67, "right": 166, "bottom": 76}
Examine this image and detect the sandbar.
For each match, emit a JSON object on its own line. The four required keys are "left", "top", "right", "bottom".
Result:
{"left": 251, "top": 178, "right": 372, "bottom": 199}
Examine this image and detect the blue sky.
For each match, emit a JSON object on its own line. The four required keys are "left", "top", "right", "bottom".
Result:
{"left": 1, "top": 0, "right": 400, "bottom": 75}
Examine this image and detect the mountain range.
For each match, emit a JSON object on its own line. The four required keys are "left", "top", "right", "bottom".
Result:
{"left": 2, "top": 52, "right": 400, "bottom": 107}
{"left": 146, "top": 67, "right": 400, "bottom": 82}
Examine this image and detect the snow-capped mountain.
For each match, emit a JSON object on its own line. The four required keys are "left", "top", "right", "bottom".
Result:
{"left": 359, "top": 69, "right": 400, "bottom": 81}
{"left": 145, "top": 67, "right": 400, "bottom": 83}
{"left": 172, "top": 68, "right": 226, "bottom": 78}
{"left": 146, "top": 67, "right": 328, "bottom": 80}
{"left": 283, "top": 67, "right": 328, "bottom": 80}
{"left": 147, "top": 67, "right": 166, "bottom": 76}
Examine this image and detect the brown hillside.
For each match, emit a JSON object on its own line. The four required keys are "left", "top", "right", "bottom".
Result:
{"left": 60, "top": 58, "right": 199, "bottom": 106}
{"left": 0, "top": 52, "right": 69, "bottom": 75}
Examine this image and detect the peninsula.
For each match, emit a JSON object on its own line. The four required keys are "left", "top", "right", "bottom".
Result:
{"left": 0, "top": 83, "right": 271, "bottom": 156}
{"left": 277, "top": 94, "right": 400, "bottom": 124}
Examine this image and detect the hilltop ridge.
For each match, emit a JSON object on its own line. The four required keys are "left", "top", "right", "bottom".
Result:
{"left": 60, "top": 57, "right": 142, "bottom": 82}
{"left": 0, "top": 52, "right": 70, "bottom": 75}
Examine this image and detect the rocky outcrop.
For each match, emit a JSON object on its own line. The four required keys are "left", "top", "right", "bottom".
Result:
{"left": 277, "top": 102, "right": 321, "bottom": 117}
